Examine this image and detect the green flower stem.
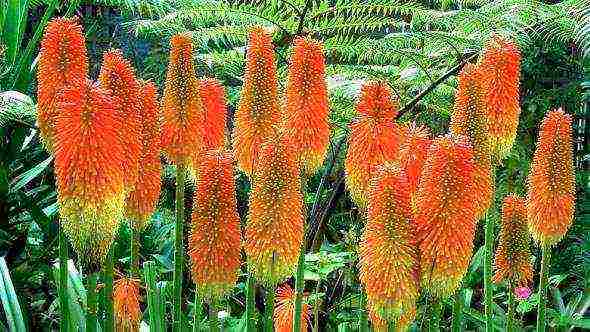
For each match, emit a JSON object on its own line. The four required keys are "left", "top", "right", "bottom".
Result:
{"left": 86, "top": 272, "right": 98, "bottom": 332}
{"left": 359, "top": 291, "right": 368, "bottom": 332}
{"left": 428, "top": 298, "right": 441, "bottom": 332}
{"left": 103, "top": 248, "right": 114, "bottom": 332}
{"left": 193, "top": 291, "right": 202, "bottom": 332}
{"left": 507, "top": 280, "right": 515, "bottom": 332}
{"left": 58, "top": 229, "right": 69, "bottom": 332}
{"left": 293, "top": 245, "right": 305, "bottom": 332}
{"left": 245, "top": 273, "right": 256, "bottom": 332}
{"left": 130, "top": 226, "right": 139, "bottom": 277}
{"left": 264, "top": 285, "right": 275, "bottom": 332}
{"left": 209, "top": 301, "right": 220, "bottom": 332}
{"left": 536, "top": 245, "right": 551, "bottom": 332}
{"left": 173, "top": 163, "right": 187, "bottom": 330}
{"left": 484, "top": 208, "right": 494, "bottom": 332}
{"left": 451, "top": 289, "right": 463, "bottom": 332}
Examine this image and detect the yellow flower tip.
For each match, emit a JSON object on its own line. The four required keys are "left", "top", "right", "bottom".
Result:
{"left": 232, "top": 26, "right": 281, "bottom": 175}
{"left": 245, "top": 137, "right": 303, "bottom": 286}
{"left": 414, "top": 134, "right": 478, "bottom": 298}
{"left": 526, "top": 108, "right": 575, "bottom": 246}
{"left": 188, "top": 150, "right": 241, "bottom": 300}
{"left": 283, "top": 37, "right": 330, "bottom": 176}
{"left": 360, "top": 164, "right": 419, "bottom": 322}
{"left": 493, "top": 194, "right": 533, "bottom": 287}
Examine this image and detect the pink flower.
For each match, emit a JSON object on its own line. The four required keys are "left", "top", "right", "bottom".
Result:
{"left": 514, "top": 286, "right": 531, "bottom": 300}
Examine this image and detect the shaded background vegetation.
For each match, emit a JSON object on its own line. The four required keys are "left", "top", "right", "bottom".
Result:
{"left": 0, "top": 0, "right": 588, "bottom": 330}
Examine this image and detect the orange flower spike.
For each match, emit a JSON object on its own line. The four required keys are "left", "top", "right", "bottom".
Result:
{"left": 450, "top": 63, "right": 493, "bottom": 218}
{"left": 245, "top": 136, "right": 304, "bottom": 285}
{"left": 199, "top": 78, "right": 227, "bottom": 150}
{"left": 124, "top": 81, "right": 162, "bottom": 230}
{"left": 345, "top": 81, "right": 401, "bottom": 208}
{"left": 188, "top": 151, "right": 241, "bottom": 300}
{"left": 359, "top": 164, "right": 419, "bottom": 323}
{"left": 414, "top": 134, "right": 478, "bottom": 298}
{"left": 54, "top": 80, "right": 125, "bottom": 268}
{"left": 233, "top": 27, "right": 281, "bottom": 175}
{"left": 493, "top": 195, "right": 533, "bottom": 287}
{"left": 99, "top": 49, "right": 143, "bottom": 190}
{"left": 273, "top": 284, "right": 311, "bottom": 332}
{"left": 161, "top": 34, "right": 204, "bottom": 165}
{"left": 526, "top": 109, "right": 575, "bottom": 246}
{"left": 113, "top": 277, "right": 141, "bottom": 332}
{"left": 397, "top": 123, "right": 431, "bottom": 199}
{"left": 37, "top": 17, "right": 88, "bottom": 152}
{"left": 479, "top": 35, "right": 521, "bottom": 160}
{"left": 283, "top": 37, "right": 330, "bottom": 176}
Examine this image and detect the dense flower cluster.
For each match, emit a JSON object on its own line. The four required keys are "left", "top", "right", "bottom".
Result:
{"left": 359, "top": 164, "right": 419, "bottom": 324}
{"left": 124, "top": 81, "right": 162, "bottom": 230}
{"left": 161, "top": 33, "right": 204, "bottom": 165}
{"left": 37, "top": 17, "right": 88, "bottom": 152}
{"left": 233, "top": 27, "right": 281, "bottom": 175}
{"left": 345, "top": 81, "right": 401, "bottom": 208}
{"left": 526, "top": 109, "right": 575, "bottom": 246}
{"left": 449, "top": 63, "right": 493, "bottom": 218}
{"left": 283, "top": 37, "right": 330, "bottom": 176}
{"left": 479, "top": 35, "right": 521, "bottom": 161}
{"left": 188, "top": 151, "right": 241, "bottom": 300}
{"left": 244, "top": 136, "right": 304, "bottom": 285}
{"left": 494, "top": 195, "right": 533, "bottom": 287}
{"left": 396, "top": 123, "right": 431, "bottom": 201}
{"left": 99, "top": 49, "right": 142, "bottom": 190}
{"left": 113, "top": 277, "right": 141, "bottom": 331}
{"left": 273, "top": 284, "right": 311, "bottom": 332}
{"left": 414, "top": 135, "right": 478, "bottom": 298}
{"left": 54, "top": 80, "right": 125, "bottom": 268}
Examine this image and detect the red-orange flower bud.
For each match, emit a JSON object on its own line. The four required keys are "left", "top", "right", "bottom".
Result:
{"left": 283, "top": 37, "right": 330, "bottom": 176}
{"left": 161, "top": 34, "right": 204, "bottom": 165}
{"left": 188, "top": 151, "right": 241, "bottom": 300}
{"left": 273, "top": 284, "right": 311, "bottom": 332}
{"left": 359, "top": 164, "right": 419, "bottom": 323}
{"left": 37, "top": 17, "right": 88, "bottom": 152}
{"left": 414, "top": 134, "right": 478, "bottom": 298}
{"left": 526, "top": 109, "right": 575, "bottom": 246}
{"left": 124, "top": 81, "right": 162, "bottom": 230}
{"left": 232, "top": 27, "right": 281, "bottom": 175}
{"left": 479, "top": 35, "right": 521, "bottom": 160}
{"left": 397, "top": 123, "right": 431, "bottom": 199}
{"left": 99, "top": 49, "right": 143, "bottom": 190}
{"left": 493, "top": 195, "right": 533, "bottom": 287}
{"left": 244, "top": 136, "right": 303, "bottom": 285}
{"left": 345, "top": 82, "right": 401, "bottom": 208}
{"left": 113, "top": 277, "right": 141, "bottom": 331}
{"left": 54, "top": 80, "right": 125, "bottom": 268}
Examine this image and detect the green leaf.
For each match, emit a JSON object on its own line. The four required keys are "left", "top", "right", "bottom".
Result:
{"left": 0, "top": 256, "right": 26, "bottom": 332}
{"left": 10, "top": 156, "right": 53, "bottom": 193}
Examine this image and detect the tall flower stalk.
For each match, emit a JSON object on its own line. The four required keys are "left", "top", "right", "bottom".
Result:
{"left": 161, "top": 33, "right": 204, "bottom": 330}
{"left": 526, "top": 109, "right": 575, "bottom": 332}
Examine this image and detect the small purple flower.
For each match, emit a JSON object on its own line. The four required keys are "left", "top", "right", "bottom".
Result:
{"left": 514, "top": 286, "right": 531, "bottom": 300}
